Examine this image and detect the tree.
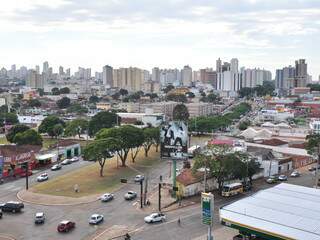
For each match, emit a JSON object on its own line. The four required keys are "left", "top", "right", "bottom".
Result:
{"left": 142, "top": 127, "right": 159, "bottom": 156}
{"left": 247, "top": 159, "right": 261, "bottom": 184}
{"left": 83, "top": 138, "right": 116, "bottom": 177}
{"left": 166, "top": 94, "right": 187, "bottom": 103}
{"left": 56, "top": 97, "right": 71, "bottom": 109}
{"left": 67, "top": 104, "right": 88, "bottom": 114}
{"left": 88, "top": 111, "right": 118, "bottom": 137}
{"left": 96, "top": 125, "right": 139, "bottom": 167}
{"left": 112, "top": 92, "right": 120, "bottom": 100}
{"left": 307, "top": 83, "right": 320, "bottom": 92}
{"left": 89, "top": 95, "right": 100, "bottom": 103}
{"left": 119, "top": 89, "right": 128, "bottom": 96}
{"left": 53, "top": 124, "right": 64, "bottom": 138}
{"left": 173, "top": 104, "right": 189, "bottom": 122}
{"left": 238, "top": 87, "right": 254, "bottom": 98}
{"left": 192, "top": 145, "right": 248, "bottom": 193}
{"left": 306, "top": 134, "right": 320, "bottom": 165}
{"left": 163, "top": 85, "right": 174, "bottom": 94}
{"left": 64, "top": 119, "right": 88, "bottom": 138}
{"left": 129, "top": 127, "right": 144, "bottom": 162}
{"left": 200, "top": 93, "right": 220, "bottom": 103}
{"left": 59, "top": 87, "right": 70, "bottom": 94}
{"left": 14, "top": 129, "right": 43, "bottom": 146}
{"left": 38, "top": 116, "right": 65, "bottom": 137}
{"left": 238, "top": 121, "right": 251, "bottom": 131}
{"left": 28, "top": 99, "right": 41, "bottom": 108}
{"left": 51, "top": 87, "right": 60, "bottom": 95}
{"left": 0, "top": 113, "right": 19, "bottom": 126}
{"left": 0, "top": 105, "right": 8, "bottom": 114}
{"left": 37, "top": 88, "right": 44, "bottom": 96}
{"left": 6, "top": 124, "right": 30, "bottom": 143}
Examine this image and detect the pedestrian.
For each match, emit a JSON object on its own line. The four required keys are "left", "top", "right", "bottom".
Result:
{"left": 177, "top": 217, "right": 181, "bottom": 226}
{"left": 124, "top": 233, "right": 131, "bottom": 240}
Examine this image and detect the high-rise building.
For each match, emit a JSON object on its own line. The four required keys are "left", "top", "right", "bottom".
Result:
{"left": 181, "top": 65, "right": 192, "bottom": 86}
{"left": 43, "top": 61, "right": 49, "bottom": 74}
{"left": 200, "top": 68, "right": 217, "bottom": 88}
{"left": 27, "top": 70, "right": 43, "bottom": 88}
{"left": 241, "top": 68, "right": 272, "bottom": 88}
{"left": 66, "top": 68, "right": 71, "bottom": 77}
{"left": 102, "top": 65, "right": 113, "bottom": 87}
{"left": 59, "top": 66, "right": 64, "bottom": 76}
{"left": 216, "top": 58, "right": 222, "bottom": 72}
{"left": 217, "top": 58, "right": 241, "bottom": 92}
{"left": 294, "top": 59, "right": 308, "bottom": 87}
{"left": 113, "top": 67, "right": 144, "bottom": 91}
{"left": 152, "top": 67, "right": 160, "bottom": 82}
{"left": 159, "top": 69, "right": 181, "bottom": 87}
{"left": 35, "top": 65, "right": 40, "bottom": 74}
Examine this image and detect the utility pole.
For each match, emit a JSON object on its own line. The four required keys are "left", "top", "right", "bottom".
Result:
{"left": 172, "top": 159, "right": 177, "bottom": 198}
{"left": 144, "top": 174, "right": 148, "bottom": 206}
{"left": 25, "top": 162, "right": 29, "bottom": 190}
{"left": 159, "top": 175, "right": 162, "bottom": 212}
{"left": 140, "top": 180, "right": 143, "bottom": 209}
{"left": 315, "top": 144, "right": 320, "bottom": 188}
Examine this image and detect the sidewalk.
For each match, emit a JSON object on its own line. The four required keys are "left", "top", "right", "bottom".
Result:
{"left": 17, "top": 189, "right": 99, "bottom": 206}
{"left": 192, "top": 226, "right": 237, "bottom": 240}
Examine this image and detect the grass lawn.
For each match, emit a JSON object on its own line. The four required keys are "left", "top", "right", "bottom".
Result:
{"left": 32, "top": 147, "right": 161, "bottom": 197}
{"left": 0, "top": 136, "right": 8, "bottom": 144}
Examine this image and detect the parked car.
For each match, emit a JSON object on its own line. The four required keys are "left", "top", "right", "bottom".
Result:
{"left": 37, "top": 173, "right": 49, "bottom": 182}
{"left": 61, "top": 159, "right": 71, "bottom": 165}
{"left": 308, "top": 166, "right": 316, "bottom": 172}
{"left": 99, "top": 193, "right": 114, "bottom": 202}
{"left": 0, "top": 201, "right": 24, "bottom": 213}
{"left": 124, "top": 191, "right": 137, "bottom": 200}
{"left": 144, "top": 213, "right": 166, "bottom": 223}
{"left": 57, "top": 220, "right": 75, "bottom": 232}
{"left": 51, "top": 164, "right": 62, "bottom": 171}
{"left": 134, "top": 175, "right": 144, "bottom": 182}
{"left": 266, "top": 176, "right": 277, "bottom": 184}
{"left": 290, "top": 171, "right": 301, "bottom": 177}
{"left": 89, "top": 214, "right": 104, "bottom": 225}
{"left": 242, "top": 181, "right": 252, "bottom": 192}
{"left": 70, "top": 157, "right": 79, "bottom": 163}
{"left": 278, "top": 175, "right": 288, "bottom": 181}
{"left": 34, "top": 212, "right": 45, "bottom": 224}
{"left": 20, "top": 170, "right": 32, "bottom": 177}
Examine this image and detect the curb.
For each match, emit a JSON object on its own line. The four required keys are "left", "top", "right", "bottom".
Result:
{"left": 162, "top": 201, "right": 198, "bottom": 213}
{"left": 0, "top": 234, "right": 16, "bottom": 240}
{"left": 16, "top": 190, "right": 99, "bottom": 206}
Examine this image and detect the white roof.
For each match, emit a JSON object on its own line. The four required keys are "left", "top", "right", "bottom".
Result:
{"left": 220, "top": 183, "right": 320, "bottom": 240}
{"left": 261, "top": 122, "right": 275, "bottom": 127}
{"left": 276, "top": 122, "right": 292, "bottom": 128}
{"left": 36, "top": 153, "right": 56, "bottom": 161}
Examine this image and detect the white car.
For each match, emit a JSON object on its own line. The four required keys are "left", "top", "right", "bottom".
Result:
{"left": 70, "top": 157, "right": 79, "bottom": 163}
{"left": 144, "top": 213, "right": 166, "bottom": 223}
{"left": 89, "top": 214, "right": 104, "bottom": 225}
{"left": 290, "top": 171, "right": 300, "bottom": 177}
{"left": 278, "top": 175, "right": 288, "bottom": 181}
{"left": 37, "top": 173, "right": 49, "bottom": 182}
{"left": 134, "top": 175, "right": 144, "bottom": 182}
{"left": 124, "top": 191, "right": 137, "bottom": 200}
{"left": 51, "top": 164, "right": 62, "bottom": 171}
{"left": 99, "top": 193, "right": 114, "bottom": 202}
{"left": 61, "top": 159, "right": 71, "bottom": 165}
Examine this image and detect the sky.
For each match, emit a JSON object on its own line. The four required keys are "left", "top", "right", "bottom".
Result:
{"left": 0, "top": 0, "right": 319, "bottom": 79}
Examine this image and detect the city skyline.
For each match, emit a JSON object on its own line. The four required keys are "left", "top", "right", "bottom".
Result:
{"left": 0, "top": 0, "right": 319, "bottom": 78}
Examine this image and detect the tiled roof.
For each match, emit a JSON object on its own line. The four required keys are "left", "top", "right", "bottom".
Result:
{"left": 176, "top": 169, "right": 204, "bottom": 186}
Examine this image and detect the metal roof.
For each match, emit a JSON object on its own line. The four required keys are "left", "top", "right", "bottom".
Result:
{"left": 220, "top": 183, "right": 320, "bottom": 240}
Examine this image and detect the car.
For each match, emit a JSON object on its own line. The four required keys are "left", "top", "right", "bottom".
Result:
{"left": 61, "top": 159, "right": 71, "bottom": 165}
{"left": 0, "top": 209, "right": 2, "bottom": 219}
{"left": 134, "top": 175, "right": 144, "bottom": 182}
{"left": 0, "top": 201, "right": 24, "bottom": 213}
{"left": 51, "top": 164, "right": 62, "bottom": 171}
{"left": 308, "top": 166, "right": 316, "bottom": 172}
{"left": 124, "top": 191, "right": 137, "bottom": 200}
{"left": 290, "top": 171, "right": 301, "bottom": 177}
{"left": 34, "top": 212, "right": 45, "bottom": 224}
{"left": 266, "top": 176, "right": 277, "bottom": 184}
{"left": 278, "top": 175, "right": 288, "bottom": 181}
{"left": 37, "top": 173, "right": 49, "bottom": 182}
{"left": 242, "top": 181, "right": 252, "bottom": 192}
{"left": 20, "top": 170, "right": 32, "bottom": 177}
{"left": 99, "top": 193, "right": 114, "bottom": 202}
{"left": 144, "top": 213, "right": 166, "bottom": 223}
{"left": 89, "top": 214, "right": 104, "bottom": 225}
{"left": 70, "top": 156, "right": 79, "bottom": 163}
{"left": 57, "top": 220, "right": 75, "bottom": 232}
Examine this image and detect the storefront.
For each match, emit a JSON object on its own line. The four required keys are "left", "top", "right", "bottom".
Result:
{"left": 0, "top": 145, "right": 41, "bottom": 178}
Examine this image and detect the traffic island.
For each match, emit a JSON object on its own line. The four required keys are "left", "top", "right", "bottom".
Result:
{"left": 16, "top": 189, "right": 99, "bottom": 206}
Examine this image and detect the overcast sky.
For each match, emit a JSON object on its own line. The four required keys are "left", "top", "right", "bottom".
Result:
{"left": 0, "top": 0, "right": 319, "bottom": 79}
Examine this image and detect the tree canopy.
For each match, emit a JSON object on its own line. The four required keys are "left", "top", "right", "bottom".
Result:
{"left": 200, "top": 93, "right": 220, "bottom": 103}
{"left": 142, "top": 127, "right": 159, "bottom": 156}
{"left": 6, "top": 124, "right": 30, "bottom": 143}
{"left": 67, "top": 103, "right": 88, "bottom": 114}
{"left": 173, "top": 104, "right": 190, "bottom": 122}
{"left": 38, "top": 116, "right": 65, "bottom": 137}
{"left": 166, "top": 94, "right": 187, "bottom": 103}
{"left": 88, "top": 111, "right": 118, "bottom": 136}
{"left": 28, "top": 99, "right": 41, "bottom": 108}
{"left": 0, "top": 113, "right": 19, "bottom": 126}
{"left": 14, "top": 129, "right": 43, "bottom": 146}
{"left": 59, "top": 87, "right": 70, "bottom": 94}
{"left": 56, "top": 97, "right": 71, "bottom": 109}
{"left": 89, "top": 95, "right": 100, "bottom": 103}
{"left": 51, "top": 87, "right": 60, "bottom": 95}
{"left": 83, "top": 138, "right": 116, "bottom": 176}
{"left": 64, "top": 119, "right": 88, "bottom": 138}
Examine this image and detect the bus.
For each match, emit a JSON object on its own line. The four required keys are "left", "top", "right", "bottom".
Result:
{"left": 221, "top": 183, "right": 243, "bottom": 197}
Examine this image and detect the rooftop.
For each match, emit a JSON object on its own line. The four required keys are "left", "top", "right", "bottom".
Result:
{"left": 220, "top": 183, "right": 320, "bottom": 240}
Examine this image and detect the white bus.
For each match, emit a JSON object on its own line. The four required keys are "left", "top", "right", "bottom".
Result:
{"left": 221, "top": 183, "right": 243, "bottom": 197}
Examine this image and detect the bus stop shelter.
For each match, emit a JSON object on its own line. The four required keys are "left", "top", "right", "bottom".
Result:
{"left": 220, "top": 183, "right": 320, "bottom": 240}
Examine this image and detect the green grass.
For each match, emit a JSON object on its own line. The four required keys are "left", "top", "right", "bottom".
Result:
{"left": 0, "top": 136, "right": 8, "bottom": 144}
{"left": 32, "top": 147, "right": 160, "bottom": 197}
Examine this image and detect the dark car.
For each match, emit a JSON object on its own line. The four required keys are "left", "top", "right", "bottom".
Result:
{"left": 57, "top": 220, "right": 75, "bottom": 232}
{"left": 0, "top": 201, "right": 24, "bottom": 213}
{"left": 0, "top": 209, "right": 2, "bottom": 219}
{"left": 242, "top": 181, "right": 252, "bottom": 192}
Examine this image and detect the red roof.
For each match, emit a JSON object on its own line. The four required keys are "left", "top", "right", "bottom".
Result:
{"left": 176, "top": 169, "right": 204, "bottom": 186}
{"left": 262, "top": 138, "right": 288, "bottom": 146}
{"left": 208, "top": 139, "right": 233, "bottom": 146}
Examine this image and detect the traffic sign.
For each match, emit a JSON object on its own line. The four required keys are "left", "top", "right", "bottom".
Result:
{"left": 201, "top": 192, "right": 214, "bottom": 226}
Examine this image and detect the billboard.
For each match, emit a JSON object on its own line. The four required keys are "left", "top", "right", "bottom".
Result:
{"left": 0, "top": 156, "right": 3, "bottom": 178}
{"left": 201, "top": 192, "right": 214, "bottom": 226}
{"left": 160, "top": 121, "right": 188, "bottom": 159}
